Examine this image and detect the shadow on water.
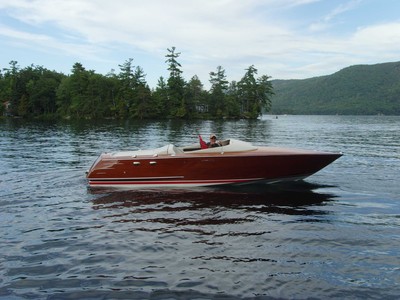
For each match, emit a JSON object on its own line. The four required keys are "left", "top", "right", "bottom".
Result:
{"left": 90, "top": 181, "right": 337, "bottom": 219}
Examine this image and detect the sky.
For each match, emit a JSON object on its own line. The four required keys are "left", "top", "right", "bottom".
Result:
{"left": 1, "top": 0, "right": 400, "bottom": 88}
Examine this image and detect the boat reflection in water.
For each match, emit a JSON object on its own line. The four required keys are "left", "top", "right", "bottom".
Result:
{"left": 90, "top": 181, "right": 337, "bottom": 222}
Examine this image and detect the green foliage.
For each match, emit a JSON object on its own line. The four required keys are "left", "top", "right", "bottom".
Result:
{"left": 184, "top": 75, "right": 209, "bottom": 118}
{"left": 209, "top": 66, "right": 229, "bottom": 118}
{"left": 237, "top": 65, "right": 273, "bottom": 118}
{"left": 165, "top": 47, "right": 186, "bottom": 118}
{"left": 271, "top": 62, "right": 400, "bottom": 115}
{"left": 1, "top": 61, "right": 65, "bottom": 118}
{"left": 1, "top": 48, "right": 274, "bottom": 119}
{"left": 151, "top": 77, "right": 169, "bottom": 118}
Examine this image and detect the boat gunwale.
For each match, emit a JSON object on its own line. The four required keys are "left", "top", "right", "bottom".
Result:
{"left": 98, "top": 147, "right": 342, "bottom": 160}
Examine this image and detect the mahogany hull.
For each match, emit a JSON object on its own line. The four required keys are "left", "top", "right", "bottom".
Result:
{"left": 86, "top": 147, "right": 342, "bottom": 189}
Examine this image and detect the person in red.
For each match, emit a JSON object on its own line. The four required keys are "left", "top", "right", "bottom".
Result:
{"left": 198, "top": 133, "right": 220, "bottom": 149}
{"left": 206, "top": 134, "right": 220, "bottom": 148}
{"left": 198, "top": 134, "right": 208, "bottom": 149}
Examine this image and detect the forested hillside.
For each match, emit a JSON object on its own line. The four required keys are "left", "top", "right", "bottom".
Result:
{"left": 271, "top": 61, "right": 400, "bottom": 115}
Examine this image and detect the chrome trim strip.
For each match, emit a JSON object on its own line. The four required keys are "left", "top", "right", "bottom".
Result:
{"left": 89, "top": 176, "right": 185, "bottom": 182}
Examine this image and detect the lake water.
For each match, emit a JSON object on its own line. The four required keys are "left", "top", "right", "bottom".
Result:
{"left": 0, "top": 115, "right": 399, "bottom": 299}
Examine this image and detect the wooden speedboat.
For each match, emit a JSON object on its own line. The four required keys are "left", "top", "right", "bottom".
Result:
{"left": 86, "top": 139, "right": 342, "bottom": 189}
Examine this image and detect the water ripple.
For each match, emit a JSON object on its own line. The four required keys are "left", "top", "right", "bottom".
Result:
{"left": 1, "top": 117, "right": 400, "bottom": 299}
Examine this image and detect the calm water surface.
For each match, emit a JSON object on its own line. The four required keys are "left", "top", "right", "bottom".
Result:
{"left": 1, "top": 116, "right": 399, "bottom": 299}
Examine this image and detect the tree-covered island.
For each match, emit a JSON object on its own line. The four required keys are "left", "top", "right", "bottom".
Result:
{"left": 0, "top": 47, "right": 274, "bottom": 120}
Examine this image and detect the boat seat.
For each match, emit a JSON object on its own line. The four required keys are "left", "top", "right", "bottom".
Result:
{"left": 219, "top": 139, "right": 230, "bottom": 146}
{"left": 182, "top": 139, "right": 230, "bottom": 152}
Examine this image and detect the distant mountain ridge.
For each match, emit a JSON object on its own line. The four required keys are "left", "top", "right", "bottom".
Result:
{"left": 270, "top": 61, "right": 400, "bottom": 115}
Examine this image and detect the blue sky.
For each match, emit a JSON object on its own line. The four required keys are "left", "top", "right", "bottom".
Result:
{"left": 1, "top": 0, "right": 400, "bottom": 88}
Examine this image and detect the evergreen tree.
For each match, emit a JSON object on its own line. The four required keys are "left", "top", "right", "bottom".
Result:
{"left": 25, "top": 67, "right": 62, "bottom": 116}
{"left": 238, "top": 65, "right": 273, "bottom": 118}
{"left": 225, "top": 81, "right": 241, "bottom": 118}
{"left": 185, "top": 75, "right": 208, "bottom": 117}
{"left": 56, "top": 75, "right": 73, "bottom": 117}
{"left": 117, "top": 58, "right": 136, "bottom": 118}
{"left": 257, "top": 75, "right": 273, "bottom": 114}
{"left": 131, "top": 66, "right": 152, "bottom": 119}
{"left": 209, "top": 66, "right": 228, "bottom": 117}
{"left": 165, "top": 47, "right": 186, "bottom": 117}
{"left": 1, "top": 62, "right": 63, "bottom": 117}
{"left": 238, "top": 65, "right": 258, "bottom": 117}
{"left": 85, "top": 72, "right": 115, "bottom": 118}
{"left": 2, "top": 61, "right": 19, "bottom": 115}
{"left": 151, "top": 76, "right": 169, "bottom": 118}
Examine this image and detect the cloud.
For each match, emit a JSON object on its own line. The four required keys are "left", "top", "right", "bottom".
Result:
{"left": 349, "top": 22, "right": 400, "bottom": 62}
{"left": 324, "top": 0, "right": 361, "bottom": 22}
{"left": 0, "top": 0, "right": 297, "bottom": 77}
{"left": 0, "top": 23, "right": 112, "bottom": 64}
{"left": 353, "top": 22, "right": 400, "bottom": 47}
{"left": 0, "top": 0, "right": 399, "bottom": 86}
{"left": 309, "top": 0, "right": 362, "bottom": 32}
